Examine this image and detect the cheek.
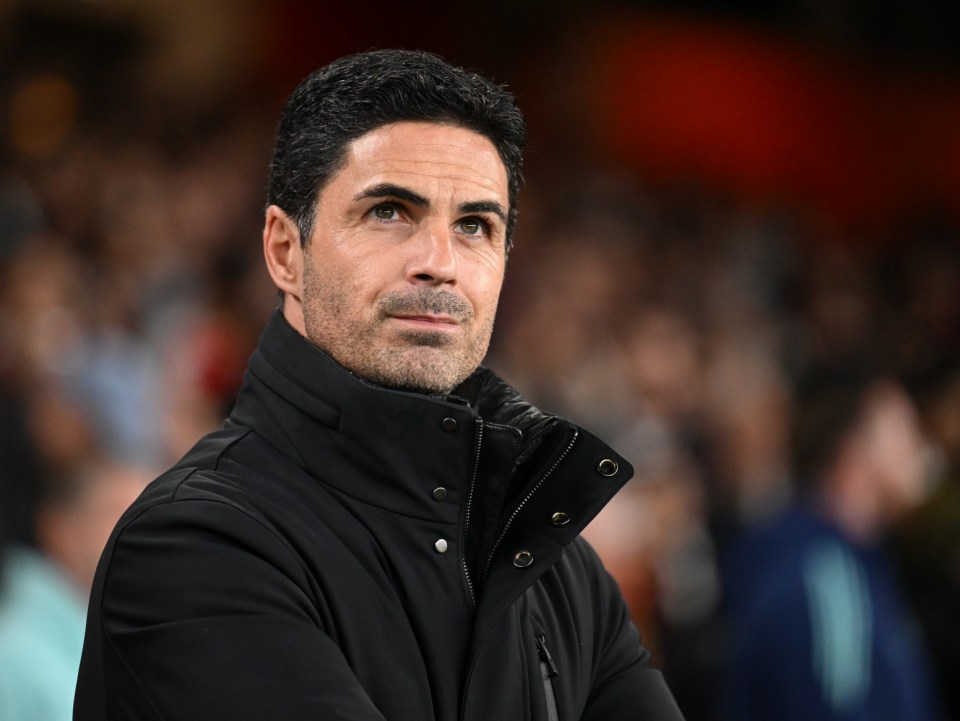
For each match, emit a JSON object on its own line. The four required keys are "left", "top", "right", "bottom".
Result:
{"left": 465, "top": 257, "right": 505, "bottom": 314}
{"left": 313, "top": 250, "right": 382, "bottom": 304}
{"left": 472, "top": 278, "right": 504, "bottom": 321}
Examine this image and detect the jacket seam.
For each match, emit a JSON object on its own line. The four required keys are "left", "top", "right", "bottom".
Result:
{"left": 317, "top": 478, "right": 462, "bottom": 524}
{"left": 234, "top": 386, "right": 310, "bottom": 468}
{"left": 101, "top": 628, "right": 166, "bottom": 721}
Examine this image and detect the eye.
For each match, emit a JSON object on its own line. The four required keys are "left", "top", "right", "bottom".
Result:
{"left": 457, "top": 217, "right": 489, "bottom": 237}
{"left": 372, "top": 204, "right": 399, "bottom": 221}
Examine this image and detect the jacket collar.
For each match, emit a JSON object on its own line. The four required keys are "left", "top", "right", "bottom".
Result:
{"left": 229, "top": 312, "right": 561, "bottom": 518}
{"left": 230, "top": 311, "right": 634, "bottom": 616}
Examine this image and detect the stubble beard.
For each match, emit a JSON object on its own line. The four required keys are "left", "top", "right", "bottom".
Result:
{"left": 301, "top": 266, "right": 495, "bottom": 396}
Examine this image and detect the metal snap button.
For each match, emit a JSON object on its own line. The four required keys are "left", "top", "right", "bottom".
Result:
{"left": 432, "top": 487, "right": 448, "bottom": 502}
{"left": 550, "top": 511, "right": 571, "bottom": 526}
{"left": 434, "top": 539, "right": 449, "bottom": 554}
{"left": 597, "top": 458, "right": 619, "bottom": 477}
{"left": 513, "top": 550, "right": 534, "bottom": 568}
{"left": 441, "top": 417, "right": 458, "bottom": 433}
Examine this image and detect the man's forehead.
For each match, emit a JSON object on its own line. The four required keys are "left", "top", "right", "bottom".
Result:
{"left": 342, "top": 121, "right": 508, "bottom": 191}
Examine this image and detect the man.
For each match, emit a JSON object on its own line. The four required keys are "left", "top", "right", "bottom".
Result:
{"left": 75, "top": 49, "right": 685, "bottom": 721}
{"left": 0, "top": 459, "right": 147, "bottom": 721}
{"left": 720, "top": 372, "right": 943, "bottom": 721}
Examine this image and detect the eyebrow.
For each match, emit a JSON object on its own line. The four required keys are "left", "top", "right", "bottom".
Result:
{"left": 354, "top": 183, "right": 429, "bottom": 207}
{"left": 458, "top": 200, "right": 507, "bottom": 225}
{"left": 353, "top": 183, "right": 507, "bottom": 224}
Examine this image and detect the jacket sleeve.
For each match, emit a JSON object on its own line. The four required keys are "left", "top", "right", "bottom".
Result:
{"left": 76, "top": 495, "right": 389, "bottom": 721}
{"left": 577, "top": 542, "right": 686, "bottom": 721}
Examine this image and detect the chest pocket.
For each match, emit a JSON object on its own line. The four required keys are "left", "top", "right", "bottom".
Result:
{"left": 529, "top": 609, "right": 562, "bottom": 721}
{"left": 535, "top": 633, "right": 561, "bottom": 721}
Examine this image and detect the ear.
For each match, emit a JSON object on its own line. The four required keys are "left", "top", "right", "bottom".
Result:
{"left": 263, "top": 204, "right": 303, "bottom": 294}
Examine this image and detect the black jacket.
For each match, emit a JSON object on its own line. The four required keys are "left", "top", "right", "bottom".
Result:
{"left": 74, "top": 313, "right": 684, "bottom": 721}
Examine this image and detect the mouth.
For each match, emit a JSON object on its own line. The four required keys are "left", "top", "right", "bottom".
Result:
{"left": 388, "top": 314, "right": 460, "bottom": 330}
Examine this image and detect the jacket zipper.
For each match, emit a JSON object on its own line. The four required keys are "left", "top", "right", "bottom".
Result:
{"left": 536, "top": 634, "right": 560, "bottom": 721}
{"left": 460, "top": 419, "right": 484, "bottom": 607}
{"left": 480, "top": 429, "right": 579, "bottom": 585}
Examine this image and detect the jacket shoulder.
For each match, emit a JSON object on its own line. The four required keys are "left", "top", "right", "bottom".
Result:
{"left": 129, "top": 424, "right": 262, "bottom": 506}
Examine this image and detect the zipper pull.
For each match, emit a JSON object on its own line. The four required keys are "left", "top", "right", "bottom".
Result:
{"left": 535, "top": 635, "right": 559, "bottom": 678}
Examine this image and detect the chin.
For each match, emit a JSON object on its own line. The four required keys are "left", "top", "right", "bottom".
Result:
{"left": 370, "top": 358, "right": 473, "bottom": 396}
{"left": 340, "top": 338, "right": 485, "bottom": 397}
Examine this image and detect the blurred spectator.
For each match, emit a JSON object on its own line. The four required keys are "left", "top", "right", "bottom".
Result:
{"left": 0, "top": 459, "right": 149, "bottom": 721}
{"left": 702, "top": 330, "right": 793, "bottom": 529}
{"left": 898, "top": 368, "right": 960, "bottom": 719}
{"left": 719, "top": 372, "right": 943, "bottom": 721}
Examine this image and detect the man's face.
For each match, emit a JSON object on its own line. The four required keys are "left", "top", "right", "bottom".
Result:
{"left": 275, "top": 121, "right": 509, "bottom": 394}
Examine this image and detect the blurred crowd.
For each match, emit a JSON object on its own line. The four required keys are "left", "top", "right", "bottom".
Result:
{"left": 494, "top": 173, "right": 960, "bottom": 719}
{"left": 2, "top": 4, "right": 960, "bottom": 721}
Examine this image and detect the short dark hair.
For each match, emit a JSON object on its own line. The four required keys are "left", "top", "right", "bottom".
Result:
{"left": 267, "top": 49, "right": 526, "bottom": 249}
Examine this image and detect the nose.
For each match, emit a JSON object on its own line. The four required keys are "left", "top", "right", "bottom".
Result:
{"left": 406, "top": 221, "right": 457, "bottom": 286}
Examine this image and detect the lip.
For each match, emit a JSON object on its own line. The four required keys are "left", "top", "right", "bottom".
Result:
{"left": 388, "top": 314, "right": 460, "bottom": 329}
